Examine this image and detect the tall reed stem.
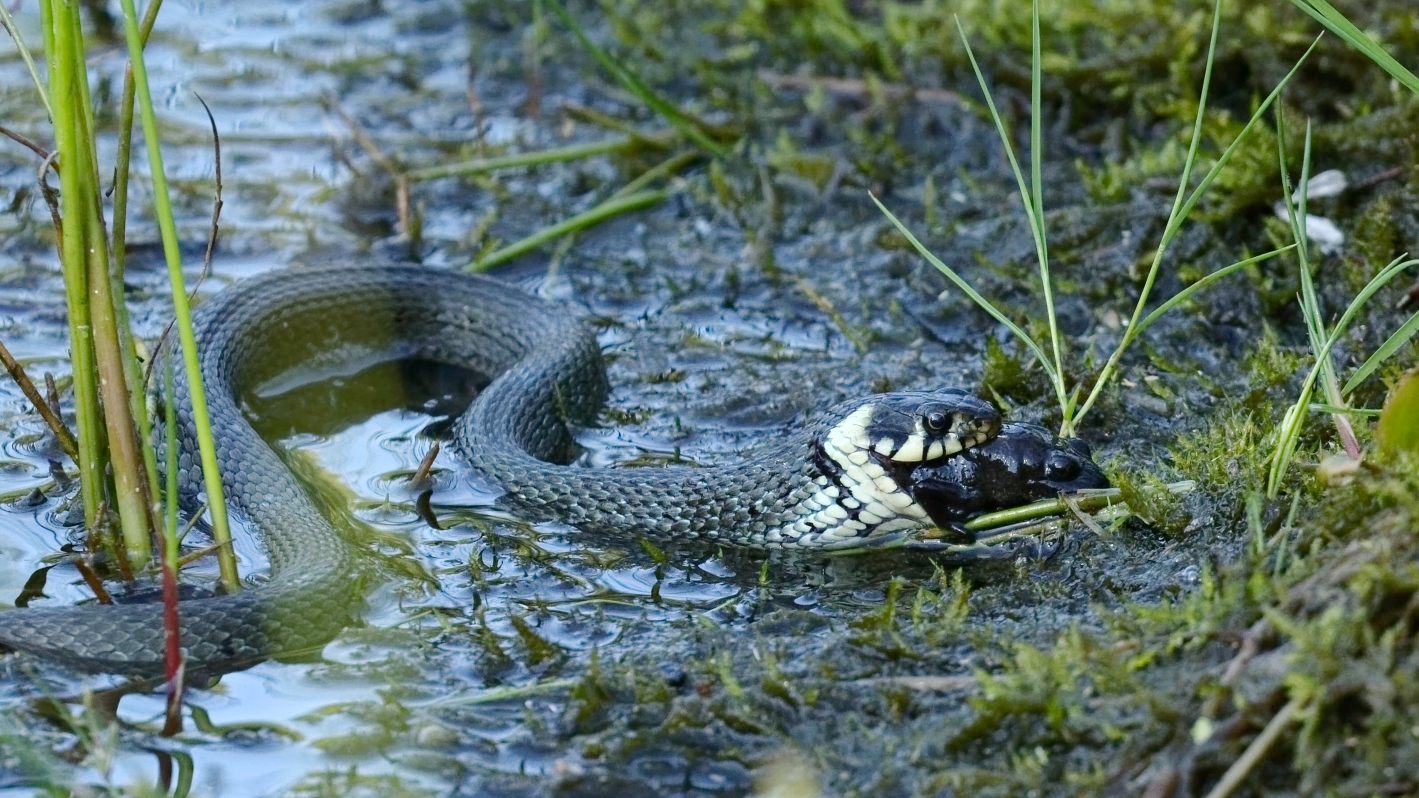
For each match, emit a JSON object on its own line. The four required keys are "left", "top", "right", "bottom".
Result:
{"left": 117, "top": 0, "right": 238, "bottom": 591}
{"left": 40, "top": 0, "right": 105, "bottom": 534}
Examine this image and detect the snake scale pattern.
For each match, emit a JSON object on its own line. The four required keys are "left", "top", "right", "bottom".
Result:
{"left": 0, "top": 266, "right": 1002, "bottom": 677}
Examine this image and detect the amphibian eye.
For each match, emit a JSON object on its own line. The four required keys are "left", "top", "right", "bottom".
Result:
{"left": 923, "top": 406, "right": 951, "bottom": 434}
{"left": 1045, "top": 452, "right": 1081, "bottom": 481}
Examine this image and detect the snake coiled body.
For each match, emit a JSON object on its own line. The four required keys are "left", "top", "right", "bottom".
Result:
{"left": 0, "top": 266, "right": 998, "bottom": 677}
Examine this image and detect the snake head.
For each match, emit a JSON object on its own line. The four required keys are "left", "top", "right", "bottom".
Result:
{"left": 819, "top": 390, "right": 1000, "bottom": 472}
{"left": 782, "top": 391, "right": 999, "bottom": 548}
{"left": 907, "top": 422, "right": 1108, "bottom": 528}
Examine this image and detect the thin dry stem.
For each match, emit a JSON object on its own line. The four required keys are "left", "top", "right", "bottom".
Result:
{"left": 0, "top": 337, "right": 80, "bottom": 460}
{"left": 326, "top": 98, "right": 400, "bottom": 174}
{"left": 411, "top": 442, "right": 440, "bottom": 486}
{"left": 1201, "top": 696, "right": 1305, "bottom": 798}
{"left": 36, "top": 151, "right": 62, "bottom": 235}
{"left": 70, "top": 556, "right": 113, "bottom": 604}
{"left": 0, "top": 124, "right": 50, "bottom": 159}
{"left": 794, "top": 276, "right": 868, "bottom": 353}
{"left": 175, "top": 537, "right": 231, "bottom": 569}
{"left": 194, "top": 93, "right": 223, "bottom": 292}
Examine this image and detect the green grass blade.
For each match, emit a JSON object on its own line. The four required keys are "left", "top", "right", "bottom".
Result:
{"left": 1028, "top": 0, "right": 1062, "bottom": 400}
{"left": 41, "top": 0, "right": 104, "bottom": 530}
{"left": 1163, "top": 0, "right": 1224, "bottom": 246}
{"left": 1272, "top": 48, "right": 1384, "bottom": 457}
{"left": 1072, "top": 29, "right": 1320, "bottom": 432}
{"left": 118, "top": 0, "right": 238, "bottom": 591}
{"left": 0, "top": 2, "right": 52, "bottom": 117}
{"left": 872, "top": 193, "right": 1058, "bottom": 387}
{"left": 1329, "top": 256, "right": 1419, "bottom": 352}
{"left": 1267, "top": 255, "right": 1418, "bottom": 494}
{"left": 54, "top": 3, "right": 155, "bottom": 565}
{"left": 1343, "top": 310, "right": 1419, "bottom": 396}
{"left": 1134, "top": 246, "right": 1295, "bottom": 335}
{"left": 408, "top": 133, "right": 672, "bottom": 182}
{"left": 954, "top": 16, "right": 1039, "bottom": 245}
{"left": 469, "top": 189, "right": 667, "bottom": 272}
{"left": 112, "top": 0, "right": 166, "bottom": 540}
{"left": 1311, "top": 402, "right": 1380, "bottom": 417}
{"left": 1286, "top": 0, "right": 1419, "bottom": 94}
{"left": 612, "top": 150, "right": 700, "bottom": 198}
{"left": 1068, "top": 0, "right": 1223, "bottom": 431}
{"left": 544, "top": 0, "right": 726, "bottom": 158}
{"left": 1289, "top": 119, "right": 1346, "bottom": 410}
{"left": 1267, "top": 380, "right": 1313, "bottom": 496}
{"left": 1171, "top": 34, "right": 1322, "bottom": 240}
{"left": 1275, "top": 111, "right": 1326, "bottom": 357}
{"left": 954, "top": 14, "right": 1065, "bottom": 413}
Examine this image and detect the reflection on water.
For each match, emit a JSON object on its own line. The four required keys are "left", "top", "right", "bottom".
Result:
{"left": 1, "top": 354, "right": 765, "bottom": 796}
{"left": 0, "top": 0, "right": 1012, "bottom": 792}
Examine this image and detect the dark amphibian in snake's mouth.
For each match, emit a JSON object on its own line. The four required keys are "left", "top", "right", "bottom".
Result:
{"left": 908, "top": 423, "right": 1110, "bottom": 529}
{"left": 0, "top": 266, "right": 1104, "bottom": 677}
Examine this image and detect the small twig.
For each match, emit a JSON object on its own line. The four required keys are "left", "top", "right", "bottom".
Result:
{"left": 1400, "top": 280, "right": 1419, "bottom": 312}
{"left": 193, "top": 93, "right": 223, "bottom": 296}
{"left": 1201, "top": 695, "right": 1305, "bottom": 798}
{"left": 325, "top": 98, "right": 400, "bottom": 175}
{"left": 143, "top": 330, "right": 169, "bottom": 392}
{"left": 1351, "top": 165, "right": 1405, "bottom": 190}
{"left": 794, "top": 276, "right": 868, "bottom": 353}
{"left": 43, "top": 373, "right": 61, "bottom": 418}
{"left": 758, "top": 70, "right": 965, "bottom": 108}
{"left": 1219, "top": 619, "right": 1270, "bottom": 688}
{"left": 563, "top": 102, "right": 671, "bottom": 145}
{"left": 396, "top": 173, "right": 412, "bottom": 237}
{"left": 0, "top": 124, "right": 50, "bottom": 159}
{"left": 1332, "top": 412, "right": 1361, "bottom": 460}
{"left": 1063, "top": 492, "right": 1110, "bottom": 537}
{"left": 175, "top": 537, "right": 231, "bottom": 569}
{"left": 70, "top": 556, "right": 113, "bottom": 604}
{"left": 175, "top": 502, "right": 208, "bottom": 544}
{"left": 522, "top": 12, "right": 543, "bottom": 119}
{"left": 411, "top": 442, "right": 440, "bottom": 486}
{"left": 36, "top": 150, "right": 62, "bottom": 235}
{"left": 0, "top": 337, "right": 80, "bottom": 460}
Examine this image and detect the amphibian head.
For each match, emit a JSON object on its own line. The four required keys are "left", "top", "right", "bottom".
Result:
{"left": 907, "top": 422, "right": 1107, "bottom": 528}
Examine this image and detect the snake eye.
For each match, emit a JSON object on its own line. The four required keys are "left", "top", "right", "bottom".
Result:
{"left": 922, "top": 405, "right": 951, "bottom": 434}
{"left": 1045, "top": 452, "right": 1081, "bottom": 481}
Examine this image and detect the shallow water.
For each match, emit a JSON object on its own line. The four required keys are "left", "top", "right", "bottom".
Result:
{"left": 0, "top": 0, "right": 1248, "bottom": 795}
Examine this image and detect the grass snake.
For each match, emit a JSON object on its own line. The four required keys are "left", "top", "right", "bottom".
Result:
{"left": 0, "top": 265, "right": 1016, "bottom": 677}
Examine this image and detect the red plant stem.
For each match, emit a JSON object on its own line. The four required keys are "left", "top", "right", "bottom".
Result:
{"left": 158, "top": 514, "right": 183, "bottom": 734}
{"left": 1334, "top": 414, "right": 1361, "bottom": 460}
{"left": 161, "top": 657, "right": 184, "bottom": 737}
